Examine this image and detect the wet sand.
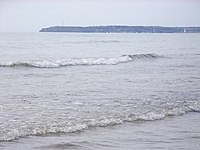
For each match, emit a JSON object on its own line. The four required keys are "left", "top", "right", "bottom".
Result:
{"left": 1, "top": 112, "right": 200, "bottom": 150}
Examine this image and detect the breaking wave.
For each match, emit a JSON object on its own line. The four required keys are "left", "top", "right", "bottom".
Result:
{"left": 1, "top": 105, "right": 199, "bottom": 142}
{"left": 0, "top": 53, "right": 164, "bottom": 68}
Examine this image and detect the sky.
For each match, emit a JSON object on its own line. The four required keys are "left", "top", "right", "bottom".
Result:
{"left": 0, "top": 0, "right": 200, "bottom": 32}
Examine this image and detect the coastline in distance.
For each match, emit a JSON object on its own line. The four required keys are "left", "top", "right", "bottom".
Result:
{"left": 39, "top": 25, "right": 200, "bottom": 33}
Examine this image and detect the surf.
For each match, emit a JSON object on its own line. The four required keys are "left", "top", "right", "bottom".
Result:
{"left": 0, "top": 53, "right": 164, "bottom": 68}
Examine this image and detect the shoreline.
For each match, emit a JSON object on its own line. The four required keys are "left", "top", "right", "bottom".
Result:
{"left": 1, "top": 112, "right": 200, "bottom": 150}
{"left": 39, "top": 26, "right": 200, "bottom": 33}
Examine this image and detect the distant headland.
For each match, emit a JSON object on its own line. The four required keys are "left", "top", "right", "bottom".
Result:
{"left": 39, "top": 26, "right": 200, "bottom": 33}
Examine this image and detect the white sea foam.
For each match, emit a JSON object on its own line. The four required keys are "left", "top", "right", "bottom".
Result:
{"left": 1, "top": 105, "right": 199, "bottom": 142}
{"left": 0, "top": 54, "right": 162, "bottom": 68}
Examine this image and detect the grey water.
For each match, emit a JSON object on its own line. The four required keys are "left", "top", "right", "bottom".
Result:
{"left": 0, "top": 33, "right": 200, "bottom": 149}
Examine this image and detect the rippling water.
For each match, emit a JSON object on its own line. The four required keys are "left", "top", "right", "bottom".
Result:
{"left": 0, "top": 33, "right": 200, "bottom": 149}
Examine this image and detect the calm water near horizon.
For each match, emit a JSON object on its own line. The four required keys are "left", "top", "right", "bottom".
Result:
{"left": 0, "top": 33, "right": 200, "bottom": 149}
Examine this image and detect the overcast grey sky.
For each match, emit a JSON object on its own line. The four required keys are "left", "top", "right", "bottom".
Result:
{"left": 0, "top": 0, "right": 200, "bottom": 32}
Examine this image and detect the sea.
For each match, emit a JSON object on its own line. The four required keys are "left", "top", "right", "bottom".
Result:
{"left": 0, "top": 33, "right": 200, "bottom": 150}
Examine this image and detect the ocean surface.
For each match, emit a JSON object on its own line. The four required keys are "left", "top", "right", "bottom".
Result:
{"left": 0, "top": 33, "right": 200, "bottom": 149}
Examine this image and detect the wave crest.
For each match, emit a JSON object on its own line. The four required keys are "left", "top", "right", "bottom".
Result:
{"left": 1, "top": 105, "right": 199, "bottom": 142}
{"left": 0, "top": 53, "right": 163, "bottom": 68}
